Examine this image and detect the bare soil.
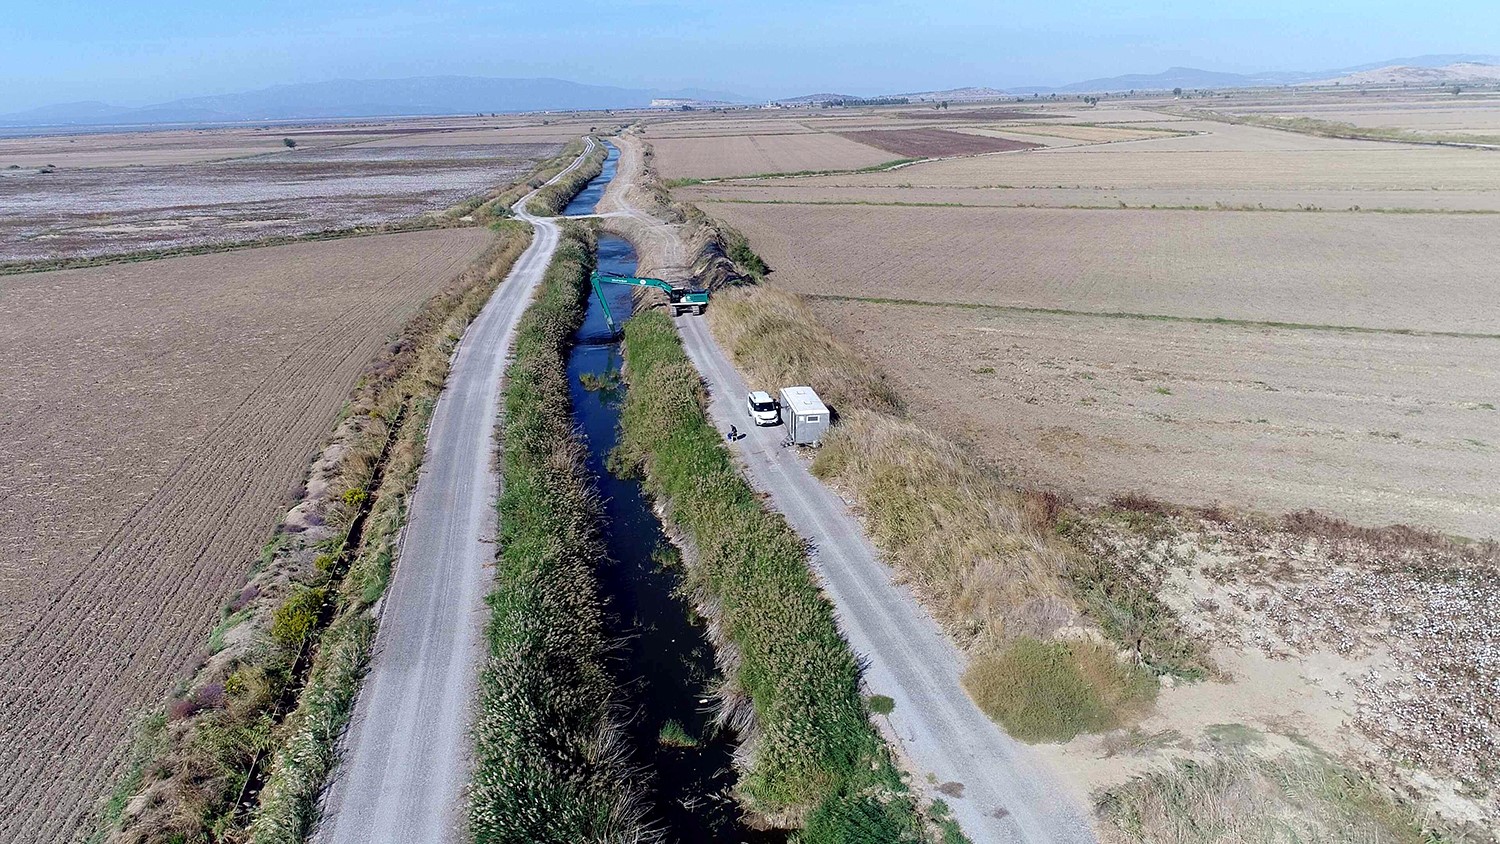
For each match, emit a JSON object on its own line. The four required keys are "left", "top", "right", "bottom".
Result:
{"left": 0, "top": 140, "right": 557, "bottom": 262}
{"left": 0, "top": 227, "right": 494, "bottom": 844}
{"left": 701, "top": 200, "right": 1500, "bottom": 335}
{"left": 834, "top": 128, "right": 1042, "bottom": 157}
{"left": 647, "top": 131, "right": 893, "bottom": 178}
{"left": 809, "top": 298, "right": 1499, "bottom": 538}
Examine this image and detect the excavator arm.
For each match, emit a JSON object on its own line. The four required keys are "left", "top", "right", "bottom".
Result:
{"left": 589, "top": 271, "right": 709, "bottom": 333}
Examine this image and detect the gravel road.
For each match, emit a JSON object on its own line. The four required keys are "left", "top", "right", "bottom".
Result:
{"left": 312, "top": 139, "right": 594, "bottom": 844}
{"left": 602, "top": 132, "right": 1097, "bottom": 843}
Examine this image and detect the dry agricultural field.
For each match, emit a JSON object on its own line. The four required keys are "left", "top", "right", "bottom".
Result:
{"left": 0, "top": 227, "right": 495, "bottom": 842}
{"left": 668, "top": 100, "right": 1500, "bottom": 537}
{"left": 0, "top": 115, "right": 624, "bottom": 264}
{"left": 652, "top": 93, "right": 1500, "bottom": 834}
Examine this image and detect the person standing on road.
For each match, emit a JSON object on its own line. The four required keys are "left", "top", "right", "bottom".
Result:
{"left": 728, "top": 424, "right": 738, "bottom": 441}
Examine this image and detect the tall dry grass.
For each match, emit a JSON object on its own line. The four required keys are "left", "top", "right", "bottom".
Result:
{"left": 707, "top": 285, "right": 904, "bottom": 417}
{"left": 1097, "top": 752, "right": 1438, "bottom": 844}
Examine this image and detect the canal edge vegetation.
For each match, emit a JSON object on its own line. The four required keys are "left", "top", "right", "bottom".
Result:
{"left": 620, "top": 128, "right": 1164, "bottom": 746}
{"left": 518, "top": 138, "right": 609, "bottom": 217}
{"left": 615, "top": 309, "right": 930, "bottom": 842}
{"left": 93, "top": 223, "right": 535, "bottom": 844}
{"left": 467, "top": 222, "right": 657, "bottom": 843}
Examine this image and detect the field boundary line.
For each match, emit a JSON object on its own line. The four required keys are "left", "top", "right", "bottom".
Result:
{"left": 805, "top": 293, "right": 1500, "bottom": 340}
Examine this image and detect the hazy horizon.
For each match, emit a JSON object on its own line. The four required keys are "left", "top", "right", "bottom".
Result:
{"left": 5, "top": 0, "right": 1497, "bottom": 112}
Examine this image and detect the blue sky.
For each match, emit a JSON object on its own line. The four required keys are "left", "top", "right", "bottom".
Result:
{"left": 3, "top": 0, "right": 1494, "bottom": 111}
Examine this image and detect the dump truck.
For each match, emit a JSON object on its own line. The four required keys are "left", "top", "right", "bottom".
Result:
{"left": 778, "top": 386, "right": 829, "bottom": 446}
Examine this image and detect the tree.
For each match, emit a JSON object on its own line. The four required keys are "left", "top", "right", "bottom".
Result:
{"left": 282, "top": 138, "right": 296, "bottom": 148}
{"left": 1172, "top": 87, "right": 1183, "bottom": 97}
{"left": 1452, "top": 85, "right": 1463, "bottom": 96}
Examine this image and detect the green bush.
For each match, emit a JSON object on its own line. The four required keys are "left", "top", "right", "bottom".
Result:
{"left": 270, "top": 587, "right": 325, "bottom": 650}
{"left": 963, "top": 637, "right": 1155, "bottom": 743}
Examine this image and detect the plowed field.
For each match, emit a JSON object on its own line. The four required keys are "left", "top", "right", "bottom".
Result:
{"left": 0, "top": 227, "right": 494, "bottom": 843}
{"left": 835, "top": 128, "right": 1041, "bottom": 157}
{"left": 648, "top": 131, "right": 893, "bottom": 178}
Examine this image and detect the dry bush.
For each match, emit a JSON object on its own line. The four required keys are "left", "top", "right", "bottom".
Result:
{"left": 707, "top": 285, "right": 904, "bottom": 417}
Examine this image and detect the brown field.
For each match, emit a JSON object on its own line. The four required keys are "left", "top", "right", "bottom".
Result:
{"left": 996, "top": 124, "right": 1184, "bottom": 142}
{"left": 647, "top": 130, "right": 893, "bottom": 178}
{"left": 0, "top": 116, "right": 580, "bottom": 264}
{"left": 894, "top": 108, "right": 1048, "bottom": 121}
{"left": 700, "top": 201, "right": 1500, "bottom": 334}
{"left": 0, "top": 227, "right": 495, "bottom": 843}
{"left": 812, "top": 299, "right": 1499, "bottom": 537}
{"left": 680, "top": 181, "right": 1500, "bottom": 212}
{"left": 669, "top": 98, "right": 1500, "bottom": 536}
{"left": 834, "top": 127, "right": 1041, "bottom": 157}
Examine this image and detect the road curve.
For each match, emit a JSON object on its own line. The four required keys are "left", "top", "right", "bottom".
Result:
{"left": 313, "top": 138, "right": 595, "bottom": 844}
{"left": 602, "top": 133, "right": 1097, "bottom": 844}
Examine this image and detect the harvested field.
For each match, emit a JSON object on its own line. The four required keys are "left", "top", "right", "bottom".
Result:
{"left": 0, "top": 227, "right": 496, "bottom": 844}
{"left": 997, "top": 124, "right": 1184, "bottom": 143}
{"left": 810, "top": 298, "right": 1499, "bottom": 537}
{"left": 0, "top": 126, "right": 375, "bottom": 169}
{"left": 0, "top": 135, "right": 561, "bottom": 263}
{"left": 894, "top": 108, "right": 1048, "bottom": 121}
{"left": 682, "top": 181, "right": 1500, "bottom": 212}
{"left": 700, "top": 201, "right": 1500, "bottom": 334}
{"left": 834, "top": 127, "right": 1042, "bottom": 157}
{"left": 647, "top": 131, "right": 893, "bottom": 178}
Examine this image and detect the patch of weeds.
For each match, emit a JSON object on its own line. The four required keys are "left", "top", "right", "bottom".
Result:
{"left": 962, "top": 637, "right": 1156, "bottom": 743}
{"left": 867, "top": 694, "right": 896, "bottom": 715}
{"left": 658, "top": 719, "right": 699, "bottom": 748}
{"left": 928, "top": 798, "right": 973, "bottom": 844}
{"left": 1203, "top": 722, "right": 1264, "bottom": 751}
{"left": 1154, "top": 386, "right": 1173, "bottom": 395}
{"left": 974, "top": 366, "right": 996, "bottom": 374}
{"left": 1101, "top": 727, "right": 1186, "bottom": 758}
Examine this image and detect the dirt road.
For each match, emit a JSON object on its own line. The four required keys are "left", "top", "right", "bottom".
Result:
{"left": 601, "top": 134, "right": 1097, "bottom": 843}
{"left": 312, "top": 139, "right": 595, "bottom": 844}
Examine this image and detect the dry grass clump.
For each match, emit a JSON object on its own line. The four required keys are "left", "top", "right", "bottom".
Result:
{"left": 708, "top": 286, "right": 904, "bottom": 417}
{"left": 1097, "top": 752, "right": 1435, "bottom": 844}
{"left": 812, "top": 410, "right": 1074, "bottom": 646}
{"left": 964, "top": 638, "right": 1156, "bottom": 743}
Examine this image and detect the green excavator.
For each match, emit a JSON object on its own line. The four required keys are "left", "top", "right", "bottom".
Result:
{"left": 589, "top": 271, "right": 709, "bottom": 333}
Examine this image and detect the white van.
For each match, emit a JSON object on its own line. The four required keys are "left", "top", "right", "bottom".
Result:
{"left": 746, "top": 390, "right": 781, "bottom": 426}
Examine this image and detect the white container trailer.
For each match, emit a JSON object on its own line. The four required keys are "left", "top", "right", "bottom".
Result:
{"left": 778, "top": 386, "right": 830, "bottom": 445}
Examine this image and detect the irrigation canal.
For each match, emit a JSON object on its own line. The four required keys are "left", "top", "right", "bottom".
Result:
{"left": 564, "top": 145, "right": 782, "bottom": 842}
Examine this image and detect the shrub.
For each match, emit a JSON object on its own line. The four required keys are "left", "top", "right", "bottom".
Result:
{"left": 963, "top": 638, "right": 1155, "bottom": 743}
{"left": 270, "top": 587, "right": 324, "bottom": 650}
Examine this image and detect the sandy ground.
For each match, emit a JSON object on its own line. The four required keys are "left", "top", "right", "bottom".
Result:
{"left": 0, "top": 227, "right": 494, "bottom": 844}
{"left": 811, "top": 298, "right": 1498, "bottom": 538}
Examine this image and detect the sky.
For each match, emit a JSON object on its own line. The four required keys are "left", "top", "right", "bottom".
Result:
{"left": 3, "top": 0, "right": 1497, "bottom": 112}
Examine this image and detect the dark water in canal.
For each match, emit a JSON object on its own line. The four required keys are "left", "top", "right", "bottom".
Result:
{"left": 565, "top": 149, "right": 781, "bottom": 843}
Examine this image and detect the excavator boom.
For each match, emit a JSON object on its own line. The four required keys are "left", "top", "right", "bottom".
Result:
{"left": 589, "top": 271, "right": 709, "bottom": 333}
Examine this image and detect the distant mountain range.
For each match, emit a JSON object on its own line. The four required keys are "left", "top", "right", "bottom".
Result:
{"left": 7, "top": 53, "right": 1500, "bottom": 129}
{"left": 787, "top": 54, "right": 1500, "bottom": 103}
{"left": 0, "top": 77, "right": 751, "bottom": 128}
